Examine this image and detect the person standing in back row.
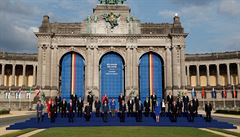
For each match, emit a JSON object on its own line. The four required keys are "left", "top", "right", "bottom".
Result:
{"left": 167, "top": 93, "right": 173, "bottom": 112}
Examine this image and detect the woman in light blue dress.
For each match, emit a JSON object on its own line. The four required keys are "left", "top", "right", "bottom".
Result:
{"left": 154, "top": 101, "right": 161, "bottom": 122}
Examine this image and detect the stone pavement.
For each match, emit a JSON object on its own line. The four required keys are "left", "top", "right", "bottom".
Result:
{"left": 18, "top": 129, "right": 46, "bottom": 137}
{"left": 200, "top": 128, "right": 237, "bottom": 137}
{"left": 0, "top": 111, "right": 35, "bottom": 136}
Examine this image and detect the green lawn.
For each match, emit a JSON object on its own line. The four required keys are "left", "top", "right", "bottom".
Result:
{"left": 31, "top": 127, "right": 222, "bottom": 137}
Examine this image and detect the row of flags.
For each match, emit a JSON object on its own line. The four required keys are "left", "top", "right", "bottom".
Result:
{"left": 5, "top": 87, "right": 45, "bottom": 101}
{"left": 191, "top": 86, "right": 238, "bottom": 99}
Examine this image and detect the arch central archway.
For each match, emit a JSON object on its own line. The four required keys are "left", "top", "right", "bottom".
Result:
{"left": 139, "top": 52, "right": 164, "bottom": 102}
{"left": 99, "top": 52, "right": 125, "bottom": 101}
{"left": 60, "top": 52, "right": 85, "bottom": 100}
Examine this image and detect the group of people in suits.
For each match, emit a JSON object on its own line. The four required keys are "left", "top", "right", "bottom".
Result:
{"left": 36, "top": 92, "right": 212, "bottom": 123}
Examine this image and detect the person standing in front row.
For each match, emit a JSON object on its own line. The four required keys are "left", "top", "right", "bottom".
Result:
{"left": 77, "top": 97, "right": 84, "bottom": 117}
{"left": 154, "top": 101, "right": 161, "bottom": 123}
{"left": 95, "top": 97, "right": 101, "bottom": 117}
{"left": 171, "top": 101, "right": 178, "bottom": 122}
{"left": 87, "top": 92, "right": 94, "bottom": 112}
{"left": 136, "top": 100, "right": 143, "bottom": 122}
{"left": 36, "top": 100, "right": 44, "bottom": 123}
{"left": 67, "top": 99, "right": 75, "bottom": 123}
{"left": 61, "top": 98, "right": 67, "bottom": 118}
{"left": 144, "top": 97, "right": 150, "bottom": 117}
{"left": 188, "top": 102, "right": 195, "bottom": 122}
{"left": 84, "top": 103, "right": 92, "bottom": 122}
{"left": 50, "top": 101, "right": 57, "bottom": 123}
{"left": 119, "top": 100, "right": 126, "bottom": 122}
{"left": 127, "top": 98, "right": 134, "bottom": 117}
{"left": 102, "top": 100, "right": 109, "bottom": 122}
{"left": 205, "top": 102, "right": 212, "bottom": 122}
{"left": 192, "top": 97, "right": 199, "bottom": 116}
{"left": 110, "top": 98, "right": 116, "bottom": 117}
{"left": 161, "top": 99, "right": 166, "bottom": 116}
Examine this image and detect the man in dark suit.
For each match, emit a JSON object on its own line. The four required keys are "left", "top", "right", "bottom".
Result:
{"left": 50, "top": 101, "right": 57, "bottom": 123}
{"left": 119, "top": 100, "right": 126, "bottom": 122}
{"left": 182, "top": 93, "right": 189, "bottom": 112}
{"left": 77, "top": 97, "right": 84, "bottom": 117}
{"left": 136, "top": 100, "right": 143, "bottom": 122}
{"left": 192, "top": 97, "right": 199, "bottom": 116}
{"left": 134, "top": 96, "right": 140, "bottom": 112}
{"left": 84, "top": 103, "right": 92, "bottom": 121}
{"left": 36, "top": 100, "right": 44, "bottom": 123}
{"left": 87, "top": 92, "right": 94, "bottom": 112}
{"left": 151, "top": 93, "right": 157, "bottom": 112}
{"left": 205, "top": 102, "right": 212, "bottom": 122}
{"left": 127, "top": 98, "right": 134, "bottom": 117}
{"left": 144, "top": 97, "right": 150, "bottom": 117}
{"left": 118, "top": 93, "right": 125, "bottom": 109}
{"left": 95, "top": 97, "right": 101, "bottom": 117}
{"left": 67, "top": 99, "right": 75, "bottom": 122}
{"left": 102, "top": 101, "right": 109, "bottom": 122}
{"left": 55, "top": 94, "right": 62, "bottom": 113}
{"left": 61, "top": 98, "right": 67, "bottom": 118}
{"left": 188, "top": 102, "right": 195, "bottom": 122}
{"left": 167, "top": 93, "right": 173, "bottom": 112}
{"left": 171, "top": 101, "right": 178, "bottom": 122}
{"left": 176, "top": 98, "right": 183, "bottom": 116}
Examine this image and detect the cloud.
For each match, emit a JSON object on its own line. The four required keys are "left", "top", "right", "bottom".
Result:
{"left": 0, "top": 0, "right": 40, "bottom": 53}
{"left": 170, "top": 0, "right": 215, "bottom": 6}
{"left": 218, "top": 0, "right": 240, "bottom": 16}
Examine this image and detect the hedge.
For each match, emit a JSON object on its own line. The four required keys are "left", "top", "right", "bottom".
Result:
{"left": 215, "top": 109, "right": 240, "bottom": 115}
{"left": 0, "top": 109, "right": 10, "bottom": 115}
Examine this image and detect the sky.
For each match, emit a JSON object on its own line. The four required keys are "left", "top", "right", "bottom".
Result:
{"left": 0, "top": 0, "right": 240, "bottom": 54}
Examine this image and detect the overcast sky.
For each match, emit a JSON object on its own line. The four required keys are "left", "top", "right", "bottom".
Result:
{"left": 0, "top": 0, "right": 240, "bottom": 53}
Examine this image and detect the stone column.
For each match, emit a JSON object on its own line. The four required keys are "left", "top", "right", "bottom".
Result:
{"left": 186, "top": 65, "right": 190, "bottom": 86}
{"left": 165, "top": 47, "right": 172, "bottom": 89}
{"left": 172, "top": 46, "right": 178, "bottom": 88}
{"left": 237, "top": 63, "right": 240, "bottom": 85}
{"left": 33, "top": 65, "right": 36, "bottom": 86}
{"left": 180, "top": 46, "right": 186, "bottom": 88}
{"left": 196, "top": 65, "right": 200, "bottom": 86}
{"left": 206, "top": 65, "right": 210, "bottom": 86}
{"left": 126, "top": 46, "right": 132, "bottom": 90}
{"left": 23, "top": 65, "right": 26, "bottom": 87}
{"left": 86, "top": 47, "right": 92, "bottom": 91}
{"left": 1, "top": 64, "right": 5, "bottom": 86}
{"left": 11, "top": 64, "right": 16, "bottom": 86}
{"left": 132, "top": 46, "right": 137, "bottom": 90}
{"left": 36, "top": 44, "right": 42, "bottom": 87}
{"left": 93, "top": 46, "right": 99, "bottom": 97}
{"left": 216, "top": 64, "right": 220, "bottom": 86}
{"left": 227, "top": 63, "right": 231, "bottom": 85}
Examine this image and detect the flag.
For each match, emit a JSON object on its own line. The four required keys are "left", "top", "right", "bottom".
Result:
{"left": 18, "top": 88, "right": 22, "bottom": 99}
{"left": 41, "top": 92, "right": 46, "bottom": 102}
{"left": 191, "top": 88, "right": 196, "bottom": 98}
{"left": 35, "top": 88, "right": 41, "bottom": 97}
{"left": 211, "top": 88, "right": 216, "bottom": 99}
{"left": 223, "top": 87, "right": 227, "bottom": 98}
{"left": 201, "top": 87, "right": 205, "bottom": 99}
{"left": 233, "top": 86, "right": 237, "bottom": 98}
